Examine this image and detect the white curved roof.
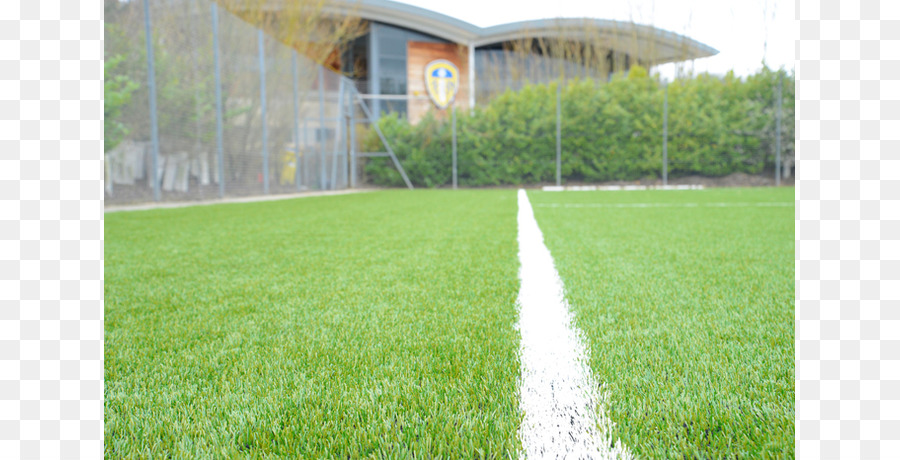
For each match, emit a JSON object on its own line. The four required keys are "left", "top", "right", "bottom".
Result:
{"left": 318, "top": 0, "right": 718, "bottom": 63}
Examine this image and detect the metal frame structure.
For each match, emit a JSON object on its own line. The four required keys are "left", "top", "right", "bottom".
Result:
{"left": 346, "top": 79, "right": 414, "bottom": 190}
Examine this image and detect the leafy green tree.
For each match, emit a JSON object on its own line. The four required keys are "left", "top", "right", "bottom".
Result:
{"left": 104, "top": 54, "right": 139, "bottom": 152}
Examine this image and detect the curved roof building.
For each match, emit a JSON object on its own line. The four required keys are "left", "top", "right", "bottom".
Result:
{"left": 323, "top": 0, "right": 716, "bottom": 58}
{"left": 277, "top": 0, "right": 718, "bottom": 121}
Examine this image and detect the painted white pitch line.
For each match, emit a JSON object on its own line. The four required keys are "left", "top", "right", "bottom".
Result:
{"left": 533, "top": 202, "right": 793, "bottom": 209}
{"left": 542, "top": 184, "right": 704, "bottom": 191}
{"left": 516, "top": 189, "right": 631, "bottom": 459}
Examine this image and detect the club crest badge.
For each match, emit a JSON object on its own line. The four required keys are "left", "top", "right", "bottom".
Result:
{"left": 424, "top": 59, "right": 459, "bottom": 110}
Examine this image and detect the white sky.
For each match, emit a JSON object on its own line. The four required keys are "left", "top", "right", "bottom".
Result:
{"left": 392, "top": 0, "right": 794, "bottom": 80}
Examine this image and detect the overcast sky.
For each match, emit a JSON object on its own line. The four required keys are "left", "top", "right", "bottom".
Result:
{"left": 392, "top": 0, "right": 794, "bottom": 80}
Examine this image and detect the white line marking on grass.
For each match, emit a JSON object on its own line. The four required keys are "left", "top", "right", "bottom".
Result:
{"left": 533, "top": 202, "right": 792, "bottom": 209}
{"left": 516, "top": 189, "right": 632, "bottom": 459}
{"left": 542, "top": 184, "right": 704, "bottom": 191}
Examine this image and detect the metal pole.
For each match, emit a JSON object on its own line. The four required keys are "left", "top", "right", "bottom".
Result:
{"left": 318, "top": 66, "right": 326, "bottom": 189}
{"left": 350, "top": 89, "right": 356, "bottom": 188}
{"left": 556, "top": 83, "right": 561, "bottom": 187}
{"left": 303, "top": 116, "right": 308, "bottom": 189}
{"left": 345, "top": 111, "right": 351, "bottom": 188}
{"left": 369, "top": 23, "right": 381, "bottom": 121}
{"left": 258, "top": 29, "right": 269, "bottom": 194}
{"left": 142, "top": 0, "right": 161, "bottom": 201}
{"left": 663, "top": 83, "right": 668, "bottom": 186}
{"left": 212, "top": 3, "right": 225, "bottom": 198}
{"left": 468, "top": 43, "right": 475, "bottom": 113}
{"left": 331, "top": 78, "right": 345, "bottom": 190}
{"left": 292, "top": 50, "right": 301, "bottom": 191}
{"left": 343, "top": 82, "right": 350, "bottom": 188}
{"left": 775, "top": 71, "right": 783, "bottom": 186}
{"left": 452, "top": 105, "right": 457, "bottom": 189}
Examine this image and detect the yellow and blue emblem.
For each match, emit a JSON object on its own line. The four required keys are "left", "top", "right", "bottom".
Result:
{"left": 424, "top": 59, "right": 459, "bottom": 110}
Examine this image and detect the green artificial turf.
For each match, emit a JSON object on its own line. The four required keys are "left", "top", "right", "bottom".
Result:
{"left": 104, "top": 190, "right": 522, "bottom": 458}
{"left": 528, "top": 187, "right": 794, "bottom": 458}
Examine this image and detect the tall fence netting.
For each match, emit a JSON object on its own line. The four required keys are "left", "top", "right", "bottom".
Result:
{"left": 106, "top": 0, "right": 795, "bottom": 204}
{"left": 105, "top": 0, "right": 357, "bottom": 204}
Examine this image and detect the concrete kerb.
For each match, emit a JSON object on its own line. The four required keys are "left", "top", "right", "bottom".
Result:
{"left": 104, "top": 189, "right": 376, "bottom": 213}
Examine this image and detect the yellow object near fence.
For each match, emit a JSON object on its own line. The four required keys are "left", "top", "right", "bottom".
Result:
{"left": 279, "top": 146, "right": 301, "bottom": 186}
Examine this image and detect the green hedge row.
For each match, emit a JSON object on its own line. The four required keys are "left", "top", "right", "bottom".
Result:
{"left": 363, "top": 66, "right": 795, "bottom": 187}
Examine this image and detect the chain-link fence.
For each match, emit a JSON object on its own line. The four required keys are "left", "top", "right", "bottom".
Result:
{"left": 105, "top": 0, "right": 794, "bottom": 205}
{"left": 105, "top": 0, "right": 382, "bottom": 205}
{"left": 361, "top": 69, "right": 795, "bottom": 189}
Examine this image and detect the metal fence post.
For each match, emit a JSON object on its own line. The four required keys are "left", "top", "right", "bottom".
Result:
{"left": 663, "top": 82, "right": 668, "bottom": 186}
{"left": 452, "top": 105, "right": 457, "bottom": 189}
{"left": 331, "top": 78, "right": 345, "bottom": 190}
{"left": 258, "top": 29, "right": 269, "bottom": 194}
{"left": 556, "top": 83, "right": 561, "bottom": 187}
{"left": 303, "top": 116, "right": 309, "bottom": 188}
{"left": 212, "top": 2, "right": 225, "bottom": 198}
{"left": 343, "top": 84, "right": 350, "bottom": 188}
{"left": 369, "top": 23, "right": 380, "bottom": 121}
{"left": 350, "top": 90, "right": 356, "bottom": 188}
{"left": 318, "top": 66, "right": 326, "bottom": 190}
{"left": 142, "top": 0, "right": 161, "bottom": 201}
{"left": 468, "top": 43, "right": 475, "bottom": 114}
{"left": 292, "top": 50, "right": 301, "bottom": 191}
{"left": 345, "top": 110, "right": 351, "bottom": 188}
{"left": 775, "top": 71, "right": 783, "bottom": 186}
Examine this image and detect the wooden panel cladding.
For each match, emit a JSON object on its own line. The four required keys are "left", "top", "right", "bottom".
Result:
{"left": 407, "top": 41, "right": 469, "bottom": 123}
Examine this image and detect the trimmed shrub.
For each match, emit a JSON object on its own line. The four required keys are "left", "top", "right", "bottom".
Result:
{"left": 363, "top": 66, "right": 795, "bottom": 187}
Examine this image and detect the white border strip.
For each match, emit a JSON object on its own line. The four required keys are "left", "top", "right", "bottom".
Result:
{"left": 516, "top": 189, "right": 631, "bottom": 459}
{"left": 542, "top": 184, "right": 704, "bottom": 191}
{"left": 534, "top": 202, "right": 793, "bottom": 208}
{"left": 104, "top": 189, "right": 373, "bottom": 213}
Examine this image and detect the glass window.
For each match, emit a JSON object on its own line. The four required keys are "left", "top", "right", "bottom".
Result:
{"left": 381, "top": 40, "right": 407, "bottom": 57}
{"left": 379, "top": 76, "right": 406, "bottom": 95}
{"left": 382, "top": 100, "right": 407, "bottom": 117}
{"left": 369, "top": 22, "right": 449, "bottom": 118}
{"left": 380, "top": 57, "right": 406, "bottom": 76}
